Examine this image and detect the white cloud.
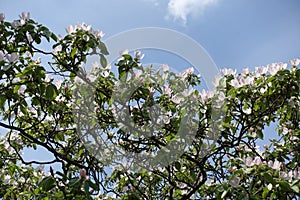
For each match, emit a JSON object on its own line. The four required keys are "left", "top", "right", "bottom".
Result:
{"left": 166, "top": 0, "right": 219, "bottom": 25}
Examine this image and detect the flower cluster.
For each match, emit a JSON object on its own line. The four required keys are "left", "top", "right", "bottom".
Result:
{"left": 66, "top": 22, "right": 104, "bottom": 39}
{"left": 221, "top": 59, "right": 300, "bottom": 88}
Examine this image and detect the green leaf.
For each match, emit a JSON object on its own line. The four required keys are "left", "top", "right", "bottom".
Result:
{"left": 122, "top": 54, "right": 132, "bottom": 60}
{"left": 45, "top": 84, "right": 57, "bottom": 100}
{"left": 68, "top": 178, "right": 82, "bottom": 188}
{"left": 174, "top": 161, "right": 181, "bottom": 171}
{"left": 84, "top": 181, "right": 90, "bottom": 195}
{"left": 262, "top": 187, "right": 270, "bottom": 198}
{"left": 100, "top": 54, "right": 107, "bottom": 68}
{"left": 70, "top": 47, "right": 77, "bottom": 58}
{"left": 86, "top": 180, "right": 99, "bottom": 191}
{"left": 291, "top": 185, "right": 299, "bottom": 193}
{"left": 38, "top": 176, "right": 55, "bottom": 191}
{"left": 257, "top": 130, "right": 264, "bottom": 140}
{"left": 0, "top": 95, "right": 6, "bottom": 110}
{"left": 270, "top": 193, "right": 277, "bottom": 200}
{"left": 51, "top": 33, "right": 58, "bottom": 41}
{"left": 264, "top": 173, "right": 276, "bottom": 185}
{"left": 279, "top": 181, "right": 291, "bottom": 191}
{"left": 99, "top": 41, "right": 109, "bottom": 55}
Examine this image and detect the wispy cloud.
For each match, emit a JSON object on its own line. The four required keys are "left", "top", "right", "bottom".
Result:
{"left": 166, "top": 0, "right": 219, "bottom": 25}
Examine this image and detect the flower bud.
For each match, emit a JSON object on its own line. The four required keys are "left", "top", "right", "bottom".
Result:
{"left": 80, "top": 168, "right": 86, "bottom": 178}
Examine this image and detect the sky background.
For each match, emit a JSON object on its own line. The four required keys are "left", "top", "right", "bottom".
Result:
{"left": 1, "top": 0, "right": 300, "bottom": 164}
{"left": 1, "top": 0, "right": 300, "bottom": 70}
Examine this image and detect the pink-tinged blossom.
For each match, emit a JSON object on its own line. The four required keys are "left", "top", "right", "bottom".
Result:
{"left": 282, "top": 127, "right": 289, "bottom": 135}
{"left": 171, "top": 95, "right": 183, "bottom": 104}
{"left": 27, "top": 34, "right": 33, "bottom": 42}
{"left": 44, "top": 74, "right": 52, "bottom": 83}
{"left": 6, "top": 53, "right": 19, "bottom": 63}
{"left": 180, "top": 67, "right": 194, "bottom": 78}
{"left": 57, "top": 34, "right": 63, "bottom": 41}
{"left": 21, "top": 12, "right": 30, "bottom": 20}
{"left": 241, "top": 76, "right": 254, "bottom": 85}
{"left": 242, "top": 68, "right": 249, "bottom": 76}
{"left": 163, "top": 85, "right": 172, "bottom": 96}
{"left": 289, "top": 59, "right": 300, "bottom": 67}
{"left": 230, "top": 79, "right": 240, "bottom": 88}
{"left": 0, "top": 51, "right": 5, "bottom": 61}
{"left": 55, "top": 80, "right": 63, "bottom": 89}
{"left": 230, "top": 175, "right": 240, "bottom": 187}
{"left": 271, "top": 160, "right": 281, "bottom": 171}
{"left": 0, "top": 13, "right": 5, "bottom": 21}
{"left": 253, "top": 156, "right": 262, "bottom": 165}
{"left": 79, "top": 22, "right": 92, "bottom": 32}
{"left": 268, "top": 62, "right": 286, "bottom": 75}
{"left": 245, "top": 157, "right": 253, "bottom": 166}
{"left": 18, "top": 87, "right": 25, "bottom": 95}
{"left": 149, "top": 87, "right": 155, "bottom": 97}
{"left": 182, "top": 88, "right": 194, "bottom": 97}
{"left": 199, "top": 89, "right": 213, "bottom": 103}
{"left": 255, "top": 66, "right": 268, "bottom": 76}
{"left": 221, "top": 68, "right": 236, "bottom": 76}
{"left": 11, "top": 20, "right": 21, "bottom": 28}
{"left": 66, "top": 25, "right": 76, "bottom": 34}
{"left": 134, "top": 51, "right": 144, "bottom": 60}
{"left": 93, "top": 30, "right": 105, "bottom": 39}
{"left": 161, "top": 64, "right": 169, "bottom": 72}
{"left": 163, "top": 114, "right": 171, "bottom": 124}
{"left": 80, "top": 168, "right": 87, "bottom": 178}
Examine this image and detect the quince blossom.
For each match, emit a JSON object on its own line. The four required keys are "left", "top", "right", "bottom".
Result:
{"left": 268, "top": 62, "right": 287, "bottom": 75}
{"left": 66, "top": 25, "right": 76, "bottom": 34}
{"left": 255, "top": 66, "right": 268, "bottom": 76}
{"left": 199, "top": 89, "right": 214, "bottom": 103}
{"left": 161, "top": 64, "right": 169, "bottom": 72}
{"left": 21, "top": 12, "right": 30, "bottom": 20}
{"left": 0, "top": 50, "right": 5, "bottom": 61}
{"left": 163, "top": 85, "right": 172, "bottom": 96}
{"left": 289, "top": 58, "right": 300, "bottom": 67}
{"left": 221, "top": 68, "right": 236, "bottom": 76}
{"left": 242, "top": 68, "right": 249, "bottom": 76}
{"left": 6, "top": 53, "right": 19, "bottom": 63}
{"left": 180, "top": 67, "right": 194, "bottom": 78}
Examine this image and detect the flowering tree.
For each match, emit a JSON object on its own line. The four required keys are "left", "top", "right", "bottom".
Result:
{"left": 0, "top": 13, "right": 299, "bottom": 199}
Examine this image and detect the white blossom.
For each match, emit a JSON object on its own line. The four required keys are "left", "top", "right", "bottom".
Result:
{"left": 171, "top": 95, "right": 183, "bottom": 104}
{"left": 242, "top": 68, "right": 249, "bottom": 76}
{"left": 289, "top": 58, "right": 300, "bottom": 67}
{"left": 6, "top": 53, "right": 19, "bottom": 63}
{"left": 163, "top": 85, "right": 172, "bottom": 96}
{"left": 66, "top": 25, "right": 76, "bottom": 34}
{"left": 221, "top": 68, "right": 236, "bottom": 76}
{"left": 21, "top": 12, "right": 30, "bottom": 20}
{"left": 255, "top": 66, "right": 268, "bottom": 76}
{"left": 0, "top": 50, "right": 5, "bottom": 61}
{"left": 161, "top": 64, "right": 169, "bottom": 72}
{"left": 180, "top": 67, "right": 194, "bottom": 78}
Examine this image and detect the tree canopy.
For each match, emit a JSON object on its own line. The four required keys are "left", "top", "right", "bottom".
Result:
{"left": 0, "top": 13, "right": 300, "bottom": 200}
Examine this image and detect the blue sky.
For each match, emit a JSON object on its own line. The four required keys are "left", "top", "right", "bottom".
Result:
{"left": 1, "top": 0, "right": 299, "bottom": 71}
{"left": 1, "top": 0, "right": 299, "bottom": 165}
